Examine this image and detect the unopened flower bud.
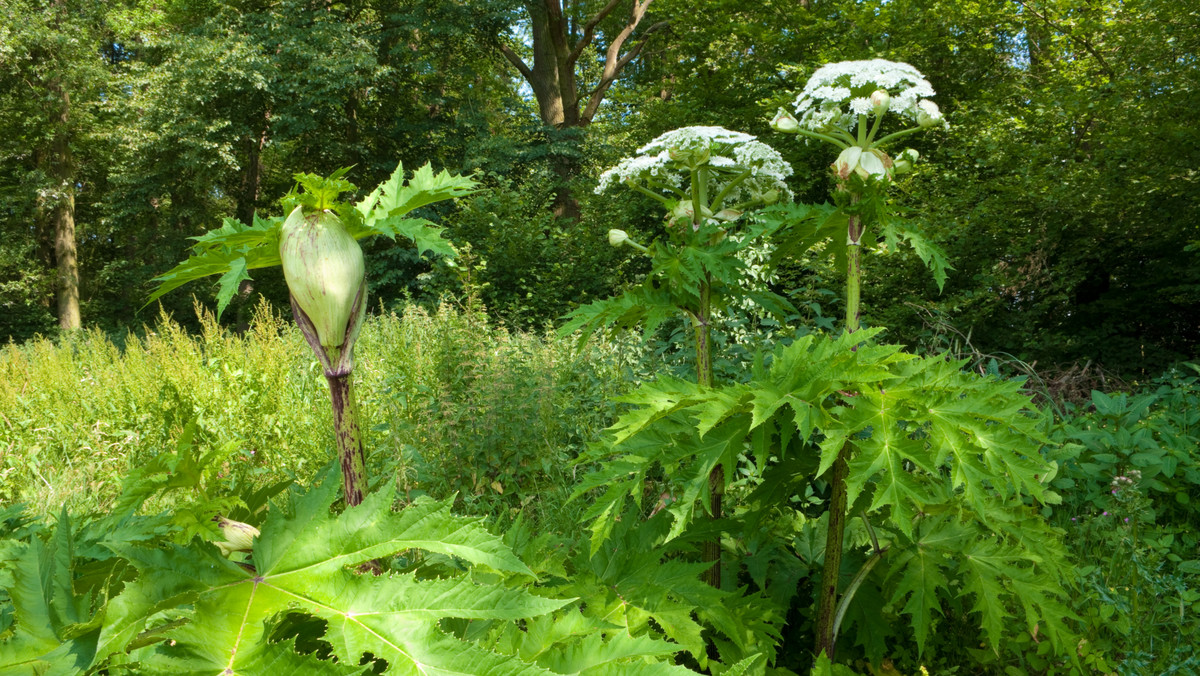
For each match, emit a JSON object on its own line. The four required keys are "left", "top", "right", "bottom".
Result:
{"left": 713, "top": 208, "right": 743, "bottom": 222}
{"left": 760, "top": 189, "right": 780, "bottom": 205}
{"left": 279, "top": 206, "right": 366, "bottom": 349}
{"left": 670, "top": 200, "right": 713, "bottom": 223}
{"left": 213, "top": 516, "right": 260, "bottom": 556}
{"left": 771, "top": 108, "right": 800, "bottom": 133}
{"left": 608, "top": 229, "right": 630, "bottom": 247}
{"left": 870, "top": 90, "right": 891, "bottom": 114}
{"left": 857, "top": 149, "right": 888, "bottom": 179}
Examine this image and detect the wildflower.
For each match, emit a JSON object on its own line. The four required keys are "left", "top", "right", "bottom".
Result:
{"left": 792, "top": 59, "right": 938, "bottom": 133}
{"left": 1102, "top": 511, "right": 1109, "bottom": 516}
{"left": 596, "top": 126, "right": 792, "bottom": 208}
{"left": 916, "top": 100, "right": 946, "bottom": 128}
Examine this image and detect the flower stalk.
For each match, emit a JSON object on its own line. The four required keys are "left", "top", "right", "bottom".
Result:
{"left": 595, "top": 126, "right": 794, "bottom": 589}
{"left": 281, "top": 206, "right": 370, "bottom": 507}
{"left": 772, "top": 58, "right": 947, "bottom": 660}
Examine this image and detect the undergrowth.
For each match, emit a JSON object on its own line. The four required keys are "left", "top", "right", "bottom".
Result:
{"left": 0, "top": 300, "right": 633, "bottom": 535}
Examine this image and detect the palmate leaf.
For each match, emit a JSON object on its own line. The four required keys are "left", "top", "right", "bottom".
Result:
{"left": 0, "top": 513, "right": 99, "bottom": 676}
{"left": 148, "top": 163, "right": 477, "bottom": 318}
{"left": 559, "top": 285, "right": 679, "bottom": 347}
{"left": 573, "top": 513, "right": 742, "bottom": 667}
{"left": 884, "top": 515, "right": 966, "bottom": 655}
{"left": 878, "top": 220, "right": 953, "bottom": 292}
{"left": 94, "top": 473, "right": 568, "bottom": 674}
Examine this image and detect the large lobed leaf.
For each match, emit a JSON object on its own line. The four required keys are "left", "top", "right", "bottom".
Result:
{"left": 147, "top": 163, "right": 477, "bottom": 318}
{"left": 92, "top": 474, "right": 569, "bottom": 674}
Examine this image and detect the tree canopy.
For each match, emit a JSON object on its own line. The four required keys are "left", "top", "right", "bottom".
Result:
{"left": 0, "top": 0, "right": 1196, "bottom": 376}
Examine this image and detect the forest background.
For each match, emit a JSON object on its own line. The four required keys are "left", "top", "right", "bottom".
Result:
{"left": 2, "top": 0, "right": 1197, "bottom": 379}
{"left": 3, "top": 1, "right": 1200, "bottom": 674}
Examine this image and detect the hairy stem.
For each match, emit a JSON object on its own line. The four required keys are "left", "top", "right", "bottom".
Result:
{"left": 814, "top": 442, "right": 850, "bottom": 658}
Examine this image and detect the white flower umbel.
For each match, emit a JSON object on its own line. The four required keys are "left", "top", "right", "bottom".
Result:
{"left": 595, "top": 125, "right": 792, "bottom": 228}
{"left": 785, "top": 59, "right": 946, "bottom": 152}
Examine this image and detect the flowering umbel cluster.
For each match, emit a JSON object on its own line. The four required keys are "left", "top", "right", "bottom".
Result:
{"left": 596, "top": 126, "right": 792, "bottom": 230}
{"left": 790, "top": 59, "right": 945, "bottom": 135}
{"left": 771, "top": 59, "right": 946, "bottom": 189}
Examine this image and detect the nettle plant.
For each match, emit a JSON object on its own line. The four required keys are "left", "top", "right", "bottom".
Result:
{"left": 571, "top": 61, "right": 1080, "bottom": 670}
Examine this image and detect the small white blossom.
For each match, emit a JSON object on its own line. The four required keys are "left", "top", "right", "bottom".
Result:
{"left": 792, "top": 59, "right": 939, "bottom": 135}
{"left": 849, "top": 97, "right": 874, "bottom": 116}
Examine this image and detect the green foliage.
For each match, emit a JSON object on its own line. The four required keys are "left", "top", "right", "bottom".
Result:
{"left": 576, "top": 328, "right": 1077, "bottom": 658}
{"left": 0, "top": 301, "right": 629, "bottom": 530}
{"left": 148, "top": 164, "right": 477, "bottom": 317}
{"left": 97, "top": 475, "right": 566, "bottom": 673}
{"left": 1036, "top": 366, "right": 1200, "bottom": 674}
{"left": 1052, "top": 365, "right": 1200, "bottom": 525}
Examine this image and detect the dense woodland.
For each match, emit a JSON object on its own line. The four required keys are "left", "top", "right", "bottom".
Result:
{"left": 3, "top": 2, "right": 1200, "bottom": 675}
{"left": 2, "top": 0, "right": 1196, "bottom": 376}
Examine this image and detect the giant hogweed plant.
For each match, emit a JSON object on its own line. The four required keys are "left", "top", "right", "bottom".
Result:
{"left": 148, "top": 163, "right": 478, "bottom": 507}
{"left": 0, "top": 166, "right": 714, "bottom": 674}
{"left": 0, "top": 455, "right": 707, "bottom": 674}
{"left": 569, "top": 61, "right": 1079, "bottom": 670}
{"left": 563, "top": 126, "right": 805, "bottom": 587}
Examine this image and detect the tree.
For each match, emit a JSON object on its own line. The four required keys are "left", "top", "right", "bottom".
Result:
{"left": 496, "top": 0, "right": 668, "bottom": 220}
{"left": 0, "top": 0, "right": 114, "bottom": 332}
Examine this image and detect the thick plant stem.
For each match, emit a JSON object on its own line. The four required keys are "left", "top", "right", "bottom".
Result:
{"left": 290, "top": 291, "right": 370, "bottom": 508}
{"left": 814, "top": 444, "right": 850, "bottom": 657}
{"left": 814, "top": 209, "right": 864, "bottom": 659}
{"left": 694, "top": 275, "right": 722, "bottom": 588}
{"left": 326, "top": 372, "right": 367, "bottom": 507}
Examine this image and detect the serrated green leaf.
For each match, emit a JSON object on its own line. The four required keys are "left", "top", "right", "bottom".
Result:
{"left": 91, "top": 471, "right": 571, "bottom": 673}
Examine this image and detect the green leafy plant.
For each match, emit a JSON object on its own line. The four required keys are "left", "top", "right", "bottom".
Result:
{"left": 565, "top": 60, "right": 1078, "bottom": 674}
{"left": 150, "top": 164, "right": 477, "bottom": 506}
{"left": 564, "top": 125, "right": 797, "bottom": 587}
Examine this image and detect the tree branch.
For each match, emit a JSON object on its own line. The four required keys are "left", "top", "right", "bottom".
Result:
{"left": 566, "top": 0, "right": 624, "bottom": 64}
{"left": 581, "top": 19, "right": 668, "bottom": 123}
{"left": 1011, "top": 0, "right": 1115, "bottom": 79}
{"left": 497, "top": 42, "right": 535, "bottom": 83}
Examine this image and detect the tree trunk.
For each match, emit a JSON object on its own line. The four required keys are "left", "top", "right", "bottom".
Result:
{"left": 46, "top": 81, "right": 80, "bottom": 331}
{"left": 498, "top": 0, "right": 667, "bottom": 222}
{"left": 236, "top": 109, "right": 270, "bottom": 226}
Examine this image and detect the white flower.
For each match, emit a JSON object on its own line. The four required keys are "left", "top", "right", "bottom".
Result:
{"left": 595, "top": 126, "right": 793, "bottom": 209}
{"left": 792, "top": 59, "right": 939, "bottom": 134}
{"left": 849, "top": 97, "right": 874, "bottom": 116}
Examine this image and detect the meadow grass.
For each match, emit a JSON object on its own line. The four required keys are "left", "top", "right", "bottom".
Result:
{"left": 0, "top": 300, "right": 633, "bottom": 532}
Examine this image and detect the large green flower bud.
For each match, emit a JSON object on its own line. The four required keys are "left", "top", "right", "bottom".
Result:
{"left": 279, "top": 205, "right": 365, "bottom": 349}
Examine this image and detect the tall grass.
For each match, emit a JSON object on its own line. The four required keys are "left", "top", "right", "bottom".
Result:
{"left": 0, "top": 300, "right": 633, "bottom": 531}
